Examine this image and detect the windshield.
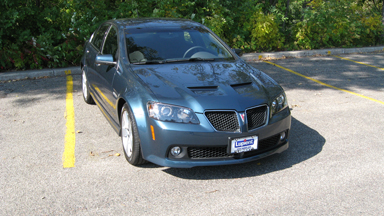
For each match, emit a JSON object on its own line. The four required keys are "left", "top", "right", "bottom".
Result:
{"left": 125, "top": 28, "right": 234, "bottom": 63}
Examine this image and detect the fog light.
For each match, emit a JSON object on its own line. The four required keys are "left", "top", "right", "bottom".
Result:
{"left": 280, "top": 132, "right": 286, "bottom": 141}
{"left": 170, "top": 146, "right": 181, "bottom": 156}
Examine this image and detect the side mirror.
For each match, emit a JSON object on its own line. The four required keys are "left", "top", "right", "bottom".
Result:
{"left": 232, "top": 48, "right": 243, "bottom": 56}
{"left": 95, "top": 54, "right": 116, "bottom": 65}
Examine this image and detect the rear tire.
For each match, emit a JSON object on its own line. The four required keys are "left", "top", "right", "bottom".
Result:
{"left": 120, "top": 103, "right": 146, "bottom": 165}
{"left": 82, "top": 69, "right": 95, "bottom": 104}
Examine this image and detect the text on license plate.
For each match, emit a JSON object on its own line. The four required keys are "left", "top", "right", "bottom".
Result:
{"left": 230, "top": 136, "right": 258, "bottom": 154}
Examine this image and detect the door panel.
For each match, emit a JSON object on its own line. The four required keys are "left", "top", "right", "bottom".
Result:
{"left": 86, "top": 24, "right": 111, "bottom": 102}
{"left": 94, "top": 26, "right": 119, "bottom": 124}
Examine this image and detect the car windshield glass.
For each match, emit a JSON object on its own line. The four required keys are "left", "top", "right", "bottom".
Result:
{"left": 125, "top": 28, "right": 234, "bottom": 64}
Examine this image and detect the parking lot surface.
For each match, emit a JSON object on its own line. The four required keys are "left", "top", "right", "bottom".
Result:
{"left": 1, "top": 53, "right": 383, "bottom": 215}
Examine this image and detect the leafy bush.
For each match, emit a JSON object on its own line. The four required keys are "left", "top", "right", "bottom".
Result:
{"left": 248, "top": 10, "right": 284, "bottom": 51}
{"left": 0, "top": 0, "right": 383, "bottom": 71}
{"left": 293, "top": 0, "right": 383, "bottom": 49}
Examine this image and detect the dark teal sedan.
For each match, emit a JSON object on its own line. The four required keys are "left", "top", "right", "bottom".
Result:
{"left": 80, "top": 18, "right": 291, "bottom": 168}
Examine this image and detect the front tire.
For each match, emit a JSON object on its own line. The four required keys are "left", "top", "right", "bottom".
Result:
{"left": 82, "top": 69, "right": 95, "bottom": 104}
{"left": 120, "top": 103, "right": 146, "bottom": 165}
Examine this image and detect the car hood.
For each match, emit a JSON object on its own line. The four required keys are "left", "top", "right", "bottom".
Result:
{"left": 130, "top": 60, "right": 283, "bottom": 113}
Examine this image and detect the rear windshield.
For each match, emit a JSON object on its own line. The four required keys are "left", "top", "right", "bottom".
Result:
{"left": 125, "top": 28, "right": 234, "bottom": 63}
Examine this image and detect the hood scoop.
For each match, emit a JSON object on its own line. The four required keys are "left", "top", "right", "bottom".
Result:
{"left": 230, "top": 82, "right": 253, "bottom": 88}
{"left": 187, "top": 86, "right": 224, "bottom": 96}
{"left": 230, "top": 82, "right": 259, "bottom": 96}
{"left": 188, "top": 86, "right": 218, "bottom": 90}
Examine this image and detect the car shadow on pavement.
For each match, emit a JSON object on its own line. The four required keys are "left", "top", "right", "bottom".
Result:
{"left": 161, "top": 117, "right": 325, "bottom": 179}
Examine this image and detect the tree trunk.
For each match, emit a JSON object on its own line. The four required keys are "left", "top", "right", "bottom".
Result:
{"left": 283, "top": 0, "right": 291, "bottom": 32}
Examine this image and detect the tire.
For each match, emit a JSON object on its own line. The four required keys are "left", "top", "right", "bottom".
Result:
{"left": 82, "top": 69, "right": 95, "bottom": 104}
{"left": 120, "top": 103, "right": 146, "bottom": 165}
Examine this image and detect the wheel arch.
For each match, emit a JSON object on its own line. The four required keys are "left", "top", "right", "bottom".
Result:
{"left": 117, "top": 98, "right": 127, "bottom": 136}
{"left": 116, "top": 96, "right": 148, "bottom": 135}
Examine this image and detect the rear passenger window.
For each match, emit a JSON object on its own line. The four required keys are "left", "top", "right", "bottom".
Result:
{"left": 92, "top": 24, "right": 110, "bottom": 51}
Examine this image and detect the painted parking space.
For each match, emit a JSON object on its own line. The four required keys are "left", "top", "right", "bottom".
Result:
{"left": 332, "top": 55, "right": 384, "bottom": 71}
{"left": 63, "top": 70, "right": 76, "bottom": 168}
{"left": 253, "top": 53, "right": 384, "bottom": 104}
{"left": 263, "top": 60, "right": 384, "bottom": 105}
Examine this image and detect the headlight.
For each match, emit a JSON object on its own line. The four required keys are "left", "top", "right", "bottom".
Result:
{"left": 147, "top": 102, "right": 200, "bottom": 124}
{"left": 271, "top": 93, "right": 288, "bottom": 116}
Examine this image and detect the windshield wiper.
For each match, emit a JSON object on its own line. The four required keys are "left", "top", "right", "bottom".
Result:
{"left": 132, "top": 60, "right": 164, "bottom": 65}
{"left": 165, "top": 58, "right": 215, "bottom": 63}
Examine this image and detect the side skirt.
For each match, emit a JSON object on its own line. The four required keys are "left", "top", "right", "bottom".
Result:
{"left": 90, "top": 91, "right": 120, "bottom": 135}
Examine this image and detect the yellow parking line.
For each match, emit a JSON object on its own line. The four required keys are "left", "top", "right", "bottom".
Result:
{"left": 264, "top": 61, "right": 384, "bottom": 105}
{"left": 332, "top": 55, "right": 384, "bottom": 71}
{"left": 63, "top": 70, "right": 76, "bottom": 168}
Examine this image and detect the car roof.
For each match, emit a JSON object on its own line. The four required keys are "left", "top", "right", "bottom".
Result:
{"left": 108, "top": 18, "right": 203, "bottom": 30}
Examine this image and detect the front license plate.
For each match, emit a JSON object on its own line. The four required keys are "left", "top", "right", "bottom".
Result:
{"left": 230, "top": 136, "right": 258, "bottom": 154}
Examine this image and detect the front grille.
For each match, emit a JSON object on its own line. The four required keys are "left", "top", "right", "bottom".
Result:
{"left": 205, "top": 111, "right": 239, "bottom": 132}
{"left": 246, "top": 106, "right": 267, "bottom": 130}
{"left": 187, "top": 134, "right": 282, "bottom": 159}
{"left": 188, "top": 147, "right": 232, "bottom": 159}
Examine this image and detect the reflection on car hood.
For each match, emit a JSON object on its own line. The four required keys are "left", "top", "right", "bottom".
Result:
{"left": 131, "top": 60, "right": 283, "bottom": 113}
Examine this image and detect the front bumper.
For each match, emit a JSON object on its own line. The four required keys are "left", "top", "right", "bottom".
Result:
{"left": 138, "top": 107, "right": 291, "bottom": 168}
{"left": 148, "top": 141, "right": 289, "bottom": 168}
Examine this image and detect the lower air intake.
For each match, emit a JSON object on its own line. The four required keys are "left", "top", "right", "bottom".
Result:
{"left": 188, "top": 134, "right": 281, "bottom": 159}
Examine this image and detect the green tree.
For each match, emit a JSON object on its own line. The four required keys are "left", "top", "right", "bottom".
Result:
{"left": 1, "top": 0, "right": 383, "bottom": 71}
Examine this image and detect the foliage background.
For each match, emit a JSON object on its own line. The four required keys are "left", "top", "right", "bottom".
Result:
{"left": 1, "top": 0, "right": 383, "bottom": 70}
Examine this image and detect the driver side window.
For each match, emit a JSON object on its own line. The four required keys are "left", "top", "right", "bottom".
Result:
{"left": 92, "top": 24, "right": 110, "bottom": 51}
{"left": 103, "top": 26, "right": 118, "bottom": 61}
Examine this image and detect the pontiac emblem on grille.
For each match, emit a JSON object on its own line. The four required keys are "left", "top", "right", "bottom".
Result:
{"left": 240, "top": 113, "right": 245, "bottom": 123}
